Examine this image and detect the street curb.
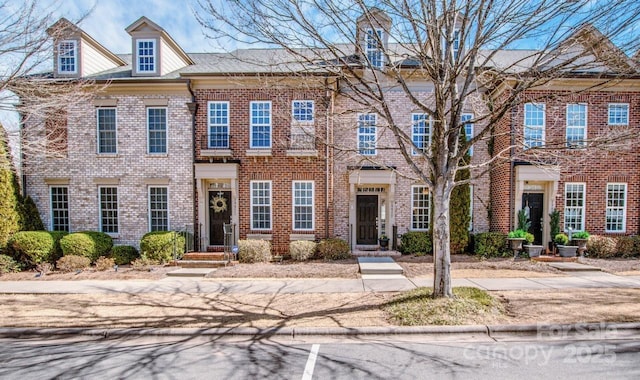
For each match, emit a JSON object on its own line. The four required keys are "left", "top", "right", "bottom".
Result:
{"left": 1, "top": 322, "right": 639, "bottom": 339}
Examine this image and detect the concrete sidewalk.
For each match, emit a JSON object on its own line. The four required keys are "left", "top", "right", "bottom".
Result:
{"left": 1, "top": 272, "right": 640, "bottom": 294}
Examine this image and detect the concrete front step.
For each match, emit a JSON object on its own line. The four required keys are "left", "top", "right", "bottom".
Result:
{"left": 167, "top": 268, "right": 216, "bottom": 277}
{"left": 548, "top": 262, "right": 602, "bottom": 272}
{"left": 175, "top": 260, "right": 230, "bottom": 268}
{"left": 357, "top": 257, "right": 404, "bottom": 275}
{"left": 352, "top": 250, "right": 401, "bottom": 257}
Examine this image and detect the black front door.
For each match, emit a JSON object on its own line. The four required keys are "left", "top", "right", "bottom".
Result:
{"left": 209, "top": 191, "right": 231, "bottom": 246}
{"left": 357, "top": 195, "right": 378, "bottom": 244}
{"left": 523, "top": 193, "right": 544, "bottom": 244}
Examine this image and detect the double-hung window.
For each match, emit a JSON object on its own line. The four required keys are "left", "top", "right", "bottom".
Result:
{"left": 293, "top": 181, "right": 314, "bottom": 230}
{"left": 58, "top": 40, "right": 77, "bottom": 74}
{"left": 524, "top": 103, "right": 545, "bottom": 149}
{"left": 411, "top": 114, "right": 431, "bottom": 155}
{"left": 365, "top": 28, "right": 384, "bottom": 69}
{"left": 50, "top": 186, "right": 70, "bottom": 232}
{"left": 564, "top": 183, "right": 585, "bottom": 232}
{"left": 149, "top": 186, "right": 169, "bottom": 232}
{"left": 411, "top": 185, "right": 430, "bottom": 230}
{"left": 147, "top": 108, "right": 167, "bottom": 154}
{"left": 461, "top": 113, "right": 474, "bottom": 156}
{"left": 291, "top": 100, "right": 314, "bottom": 149}
{"left": 250, "top": 101, "right": 272, "bottom": 148}
{"left": 566, "top": 104, "right": 587, "bottom": 148}
{"left": 97, "top": 108, "right": 117, "bottom": 154}
{"left": 608, "top": 104, "right": 629, "bottom": 126}
{"left": 251, "top": 181, "right": 272, "bottom": 230}
{"left": 137, "top": 39, "right": 156, "bottom": 73}
{"left": 208, "top": 101, "right": 229, "bottom": 149}
{"left": 292, "top": 100, "right": 314, "bottom": 123}
{"left": 358, "top": 114, "right": 377, "bottom": 155}
{"left": 606, "top": 183, "right": 627, "bottom": 232}
{"left": 99, "top": 187, "right": 119, "bottom": 234}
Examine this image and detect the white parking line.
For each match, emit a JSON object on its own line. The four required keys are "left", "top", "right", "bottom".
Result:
{"left": 302, "top": 344, "right": 320, "bottom": 380}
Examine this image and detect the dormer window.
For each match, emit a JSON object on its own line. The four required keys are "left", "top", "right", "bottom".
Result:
{"left": 365, "top": 28, "right": 384, "bottom": 69}
{"left": 443, "top": 30, "right": 461, "bottom": 61}
{"left": 58, "top": 40, "right": 77, "bottom": 74}
{"left": 137, "top": 39, "right": 156, "bottom": 73}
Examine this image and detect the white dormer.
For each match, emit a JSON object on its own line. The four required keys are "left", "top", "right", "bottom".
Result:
{"left": 126, "top": 16, "right": 193, "bottom": 77}
{"left": 356, "top": 8, "right": 391, "bottom": 70}
{"left": 48, "top": 18, "right": 126, "bottom": 78}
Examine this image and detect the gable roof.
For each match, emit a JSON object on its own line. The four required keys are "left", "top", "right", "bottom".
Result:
{"left": 125, "top": 16, "right": 194, "bottom": 65}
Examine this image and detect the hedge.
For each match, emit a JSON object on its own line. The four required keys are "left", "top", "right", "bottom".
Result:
{"left": 473, "top": 232, "right": 509, "bottom": 258}
{"left": 60, "top": 231, "right": 113, "bottom": 263}
{"left": 317, "top": 238, "right": 351, "bottom": 260}
{"left": 399, "top": 231, "right": 432, "bottom": 256}
{"left": 110, "top": 245, "right": 140, "bottom": 265}
{"left": 140, "top": 231, "right": 185, "bottom": 263}
{"left": 7, "top": 231, "right": 64, "bottom": 266}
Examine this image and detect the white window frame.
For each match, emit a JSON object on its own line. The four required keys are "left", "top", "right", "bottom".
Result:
{"left": 411, "top": 113, "right": 431, "bottom": 155}
{"left": 250, "top": 180, "right": 272, "bottom": 230}
{"left": 365, "top": 28, "right": 384, "bottom": 69}
{"left": 566, "top": 103, "right": 587, "bottom": 148}
{"left": 57, "top": 40, "right": 77, "bottom": 74}
{"left": 147, "top": 107, "right": 167, "bottom": 154}
{"left": 564, "top": 182, "right": 585, "bottom": 232}
{"left": 207, "top": 101, "right": 230, "bottom": 149}
{"left": 99, "top": 186, "right": 119, "bottom": 235}
{"left": 50, "top": 186, "right": 70, "bottom": 232}
{"left": 96, "top": 108, "right": 117, "bottom": 154}
{"left": 608, "top": 103, "right": 629, "bottom": 126}
{"left": 136, "top": 39, "right": 156, "bottom": 73}
{"left": 148, "top": 186, "right": 170, "bottom": 232}
{"left": 411, "top": 185, "right": 430, "bottom": 231}
{"left": 524, "top": 103, "right": 545, "bottom": 149}
{"left": 250, "top": 101, "right": 272, "bottom": 149}
{"left": 461, "top": 113, "right": 474, "bottom": 156}
{"left": 292, "top": 100, "right": 314, "bottom": 123}
{"left": 292, "top": 181, "right": 314, "bottom": 231}
{"left": 442, "top": 29, "right": 461, "bottom": 61}
{"left": 605, "top": 183, "right": 627, "bottom": 233}
{"left": 357, "top": 113, "right": 377, "bottom": 156}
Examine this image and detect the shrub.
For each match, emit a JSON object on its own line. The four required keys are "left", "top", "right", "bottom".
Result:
{"left": 19, "top": 195, "right": 44, "bottom": 231}
{"left": 110, "top": 245, "right": 140, "bottom": 265}
{"left": 56, "top": 255, "right": 90, "bottom": 272}
{"left": 48, "top": 231, "right": 69, "bottom": 263}
{"left": 474, "top": 232, "right": 508, "bottom": 258}
{"left": 7, "top": 231, "right": 57, "bottom": 266}
{"left": 140, "top": 231, "right": 185, "bottom": 263}
{"left": 524, "top": 232, "right": 535, "bottom": 245}
{"left": 35, "top": 262, "right": 53, "bottom": 276}
{"left": 615, "top": 236, "right": 640, "bottom": 258}
{"left": 554, "top": 233, "right": 569, "bottom": 246}
{"left": 131, "top": 254, "right": 159, "bottom": 271}
{"left": 508, "top": 229, "right": 527, "bottom": 239}
{"left": 238, "top": 239, "right": 272, "bottom": 263}
{"left": 289, "top": 240, "right": 317, "bottom": 261}
{"left": 317, "top": 238, "right": 351, "bottom": 260}
{"left": 586, "top": 235, "right": 617, "bottom": 258}
{"left": 95, "top": 256, "right": 116, "bottom": 271}
{"left": 399, "top": 232, "right": 432, "bottom": 256}
{"left": 0, "top": 254, "right": 20, "bottom": 274}
{"left": 60, "top": 231, "right": 113, "bottom": 263}
{"left": 572, "top": 231, "right": 591, "bottom": 240}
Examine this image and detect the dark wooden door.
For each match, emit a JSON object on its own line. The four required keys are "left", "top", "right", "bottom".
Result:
{"left": 523, "top": 193, "right": 544, "bottom": 244}
{"left": 209, "top": 191, "right": 231, "bottom": 246}
{"left": 357, "top": 195, "right": 378, "bottom": 244}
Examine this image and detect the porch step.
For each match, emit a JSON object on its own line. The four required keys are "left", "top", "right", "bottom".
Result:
{"left": 547, "top": 262, "right": 602, "bottom": 272}
{"left": 352, "top": 249, "right": 401, "bottom": 257}
{"left": 167, "top": 268, "right": 216, "bottom": 277}
{"left": 206, "top": 246, "right": 225, "bottom": 252}
{"left": 174, "top": 260, "right": 230, "bottom": 268}
{"left": 183, "top": 252, "right": 227, "bottom": 261}
{"left": 532, "top": 255, "right": 579, "bottom": 263}
{"left": 357, "top": 257, "right": 404, "bottom": 275}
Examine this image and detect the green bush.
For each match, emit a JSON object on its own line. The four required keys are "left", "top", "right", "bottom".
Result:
{"left": 289, "top": 240, "right": 317, "bottom": 261}
{"left": 317, "top": 238, "right": 351, "bottom": 260}
{"left": 56, "top": 255, "right": 90, "bottom": 272}
{"left": 572, "top": 231, "right": 591, "bottom": 240}
{"left": 615, "top": 236, "right": 640, "bottom": 258}
{"left": 60, "top": 231, "right": 113, "bottom": 263}
{"left": 7, "top": 231, "right": 57, "bottom": 266}
{"left": 399, "top": 231, "right": 432, "bottom": 256}
{"left": 586, "top": 235, "right": 617, "bottom": 258}
{"left": 19, "top": 195, "right": 44, "bottom": 231}
{"left": 140, "top": 231, "right": 185, "bottom": 263}
{"left": 508, "top": 229, "right": 527, "bottom": 239}
{"left": 110, "top": 245, "right": 140, "bottom": 265}
{"left": 0, "top": 254, "right": 20, "bottom": 274}
{"left": 474, "top": 232, "right": 508, "bottom": 258}
{"left": 554, "top": 233, "right": 569, "bottom": 246}
{"left": 238, "top": 239, "right": 272, "bottom": 263}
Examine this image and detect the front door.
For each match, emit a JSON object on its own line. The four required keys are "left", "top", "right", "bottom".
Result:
{"left": 356, "top": 195, "right": 378, "bottom": 244}
{"left": 209, "top": 191, "right": 231, "bottom": 246}
{"left": 522, "top": 193, "right": 544, "bottom": 244}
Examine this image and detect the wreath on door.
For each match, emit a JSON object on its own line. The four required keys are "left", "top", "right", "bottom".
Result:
{"left": 210, "top": 195, "right": 228, "bottom": 213}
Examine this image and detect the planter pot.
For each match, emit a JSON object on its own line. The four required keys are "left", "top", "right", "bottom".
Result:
{"left": 573, "top": 238, "right": 588, "bottom": 256}
{"left": 507, "top": 238, "right": 525, "bottom": 258}
{"left": 557, "top": 245, "right": 577, "bottom": 258}
{"left": 524, "top": 244, "right": 543, "bottom": 258}
{"left": 378, "top": 238, "right": 389, "bottom": 251}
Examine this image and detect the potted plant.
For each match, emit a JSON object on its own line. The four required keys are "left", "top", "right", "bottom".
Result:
{"left": 555, "top": 233, "right": 576, "bottom": 257}
{"left": 549, "top": 209, "right": 560, "bottom": 255}
{"left": 378, "top": 234, "right": 390, "bottom": 251}
{"left": 572, "top": 231, "right": 590, "bottom": 256}
{"left": 507, "top": 229, "right": 527, "bottom": 257}
{"left": 523, "top": 232, "right": 543, "bottom": 258}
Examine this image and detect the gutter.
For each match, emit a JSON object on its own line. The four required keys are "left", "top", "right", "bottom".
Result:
{"left": 186, "top": 79, "right": 198, "bottom": 250}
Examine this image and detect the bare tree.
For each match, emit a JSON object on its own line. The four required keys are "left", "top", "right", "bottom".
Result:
{"left": 0, "top": 0, "right": 95, "bottom": 168}
{"left": 197, "top": 0, "right": 640, "bottom": 297}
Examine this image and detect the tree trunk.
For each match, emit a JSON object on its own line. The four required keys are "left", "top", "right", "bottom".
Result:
{"left": 432, "top": 180, "right": 453, "bottom": 298}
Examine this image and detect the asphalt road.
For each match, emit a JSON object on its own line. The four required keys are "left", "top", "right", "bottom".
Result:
{"left": 1, "top": 334, "right": 639, "bottom": 379}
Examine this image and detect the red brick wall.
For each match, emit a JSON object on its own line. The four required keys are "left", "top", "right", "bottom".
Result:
{"left": 490, "top": 96, "right": 514, "bottom": 233}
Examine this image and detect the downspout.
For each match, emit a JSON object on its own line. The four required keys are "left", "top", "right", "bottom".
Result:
{"left": 509, "top": 104, "right": 516, "bottom": 231}
{"left": 325, "top": 76, "right": 333, "bottom": 239}
{"left": 186, "top": 79, "right": 198, "bottom": 250}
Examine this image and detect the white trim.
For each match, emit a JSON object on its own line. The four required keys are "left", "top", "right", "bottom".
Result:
{"left": 292, "top": 100, "right": 315, "bottom": 123}
{"left": 250, "top": 180, "right": 272, "bottom": 231}
{"left": 563, "top": 182, "right": 585, "bottom": 232}
{"left": 96, "top": 107, "right": 117, "bottom": 154}
{"left": 207, "top": 101, "right": 230, "bottom": 149}
{"left": 462, "top": 113, "right": 474, "bottom": 156}
{"left": 136, "top": 38, "right": 157, "bottom": 73}
{"left": 49, "top": 185, "right": 70, "bottom": 232}
{"left": 148, "top": 186, "right": 170, "bottom": 232}
{"left": 364, "top": 28, "right": 384, "bottom": 69}
{"left": 146, "top": 107, "right": 168, "bottom": 154}
{"left": 57, "top": 40, "right": 77, "bottom": 74}
{"left": 410, "top": 184, "right": 430, "bottom": 231}
{"left": 605, "top": 182, "right": 627, "bottom": 233}
{"left": 292, "top": 180, "right": 315, "bottom": 231}
{"left": 411, "top": 113, "right": 431, "bottom": 156}
{"left": 608, "top": 103, "right": 629, "bottom": 126}
{"left": 249, "top": 101, "right": 272, "bottom": 149}
{"left": 98, "top": 185, "right": 119, "bottom": 235}
{"left": 357, "top": 113, "right": 377, "bottom": 156}
{"left": 565, "top": 103, "right": 587, "bottom": 148}
{"left": 524, "top": 103, "right": 545, "bottom": 149}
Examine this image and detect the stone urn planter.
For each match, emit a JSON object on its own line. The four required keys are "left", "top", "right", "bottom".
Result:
{"left": 557, "top": 245, "right": 577, "bottom": 257}
{"left": 507, "top": 238, "right": 525, "bottom": 258}
{"left": 523, "top": 244, "right": 544, "bottom": 258}
{"left": 572, "top": 238, "right": 588, "bottom": 256}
